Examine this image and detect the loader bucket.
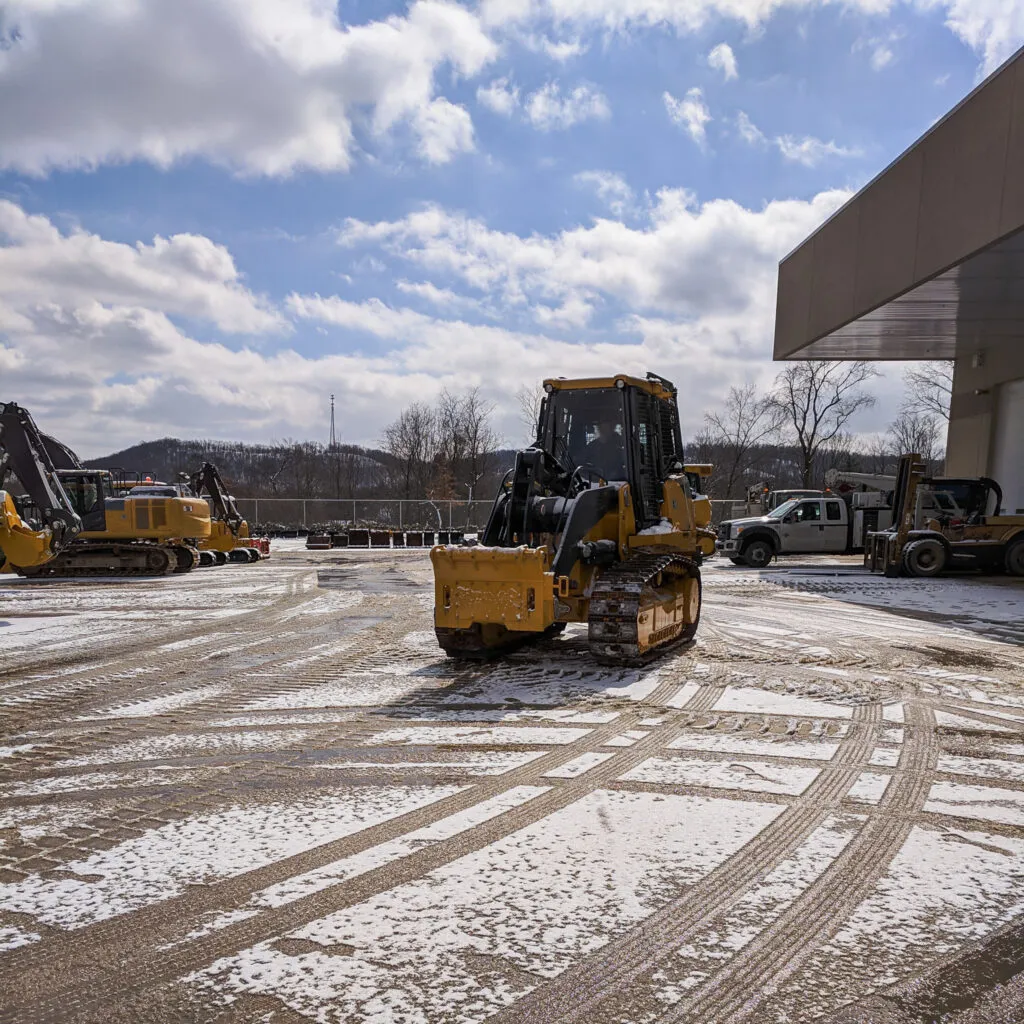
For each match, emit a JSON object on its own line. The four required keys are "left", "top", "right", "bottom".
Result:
{"left": 430, "top": 544, "right": 557, "bottom": 636}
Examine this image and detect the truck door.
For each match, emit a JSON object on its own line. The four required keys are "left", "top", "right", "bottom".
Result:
{"left": 822, "top": 499, "right": 847, "bottom": 550}
{"left": 780, "top": 499, "right": 827, "bottom": 551}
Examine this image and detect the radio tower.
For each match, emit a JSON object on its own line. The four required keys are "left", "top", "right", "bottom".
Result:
{"left": 329, "top": 394, "right": 337, "bottom": 451}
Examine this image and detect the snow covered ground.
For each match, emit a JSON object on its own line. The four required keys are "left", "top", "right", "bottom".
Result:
{"left": 1, "top": 550, "right": 1023, "bottom": 1023}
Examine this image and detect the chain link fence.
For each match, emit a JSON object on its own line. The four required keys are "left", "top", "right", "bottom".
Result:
{"left": 236, "top": 498, "right": 496, "bottom": 532}
{"left": 237, "top": 496, "right": 748, "bottom": 533}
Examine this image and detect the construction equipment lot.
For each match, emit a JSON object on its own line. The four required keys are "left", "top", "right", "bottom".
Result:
{"left": 2, "top": 546, "right": 1024, "bottom": 1024}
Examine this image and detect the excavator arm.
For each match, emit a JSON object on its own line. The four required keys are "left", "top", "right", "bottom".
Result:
{"left": 0, "top": 402, "right": 82, "bottom": 569}
{"left": 189, "top": 462, "right": 244, "bottom": 536}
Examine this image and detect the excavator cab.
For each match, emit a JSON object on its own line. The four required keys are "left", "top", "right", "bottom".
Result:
{"left": 58, "top": 471, "right": 108, "bottom": 531}
{"left": 432, "top": 373, "right": 714, "bottom": 664}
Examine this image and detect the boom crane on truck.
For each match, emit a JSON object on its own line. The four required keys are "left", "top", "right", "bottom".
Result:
{"left": 0, "top": 401, "right": 211, "bottom": 577}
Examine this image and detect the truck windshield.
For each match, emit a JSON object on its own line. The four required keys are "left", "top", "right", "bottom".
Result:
{"left": 766, "top": 499, "right": 799, "bottom": 519}
{"left": 543, "top": 387, "right": 627, "bottom": 481}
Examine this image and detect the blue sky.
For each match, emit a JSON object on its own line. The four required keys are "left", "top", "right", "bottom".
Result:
{"left": 0, "top": 0, "right": 1020, "bottom": 455}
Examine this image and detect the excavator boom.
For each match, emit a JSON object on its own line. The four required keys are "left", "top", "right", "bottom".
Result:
{"left": 0, "top": 402, "right": 82, "bottom": 569}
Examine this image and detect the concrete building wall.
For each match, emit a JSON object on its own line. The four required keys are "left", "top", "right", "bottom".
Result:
{"left": 947, "top": 339, "right": 1024, "bottom": 512}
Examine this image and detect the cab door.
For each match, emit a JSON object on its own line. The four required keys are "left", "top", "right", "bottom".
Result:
{"left": 821, "top": 499, "right": 847, "bottom": 551}
{"left": 780, "top": 500, "right": 827, "bottom": 551}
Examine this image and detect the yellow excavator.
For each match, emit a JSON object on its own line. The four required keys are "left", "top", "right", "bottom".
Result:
{"left": 189, "top": 461, "right": 267, "bottom": 565}
{"left": 0, "top": 402, "right": 211, "bottom": 577}
{"left": 430, "top": 373, "right": 717, "bottom": 664}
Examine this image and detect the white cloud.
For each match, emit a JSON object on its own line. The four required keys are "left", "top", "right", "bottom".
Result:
{"left": 519, "top": 33, "right": 589, "bottom": 60}
{"left": 0, "top": 201, "right": 283, "bottom": 334}
{"left": 735, "top": 113, "right": 862, "bottom": 166}
{"left": 337, "top": 187, "right": 852, "bottom": 329}
{"left": 708, "top": 42, "right": 738, "bottom": 79}
{"left": 0, "top": 188, "right": 858, "bottom": 451}
{"left": 524, "top": 81, "right": 611, "bottom": 130}
{"left": 412, "top": 98, "right": 476, "bottom": 164}
{"left": 736, "top": 111, "right": 768, "bottom": 146}
{"left": 664, "top": 88, "right": 712, "bottom": 148}
{"left": 573, "top": 170, "right": 635, "bottom": 216}
{"left": 480, "top": 0, "right": 1022, "bottom": 77}
{"left": 775, "top": 134, "right": 863, "bottom": 166}
{"left": 396, "top": 279, "right": 493, "bottom": 316}
{"left": 479, "top": 0, "right": 898, "bottom": 35}
{"left": 0, "top": 0, "right": 496, "bottom": 177}
{"left": 916, "top": 0, "right": 1024, "bottom": 75}
{"left": 853, "top": 28, "right": 904, "bottom": 69}
{"left": 476, "top": 77, "right": 521, "bottom": 116}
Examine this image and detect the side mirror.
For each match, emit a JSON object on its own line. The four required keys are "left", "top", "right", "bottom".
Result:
{"left": 783, "top": 514, "right": 795, "bottom": 524}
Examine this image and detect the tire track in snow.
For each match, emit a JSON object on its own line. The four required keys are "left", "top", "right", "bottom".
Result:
{"left": 0, "top": 686, "right": 720, "bottom": 1023}
{"left": 0, "top": 573, "right": 323, "bottom": 733}
{"left": 479, "top": 703, "right": 880, "bottom": 1024}
{"left": 658, "top": 702, "right": 937, "bottom": 1023}
{"left": 0, "top": 569, "right": 312, "bottom": 684}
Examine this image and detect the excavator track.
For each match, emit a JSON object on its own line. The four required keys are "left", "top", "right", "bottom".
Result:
{"left": 16, "top": 542, "right": 184, "bottom": 579}
{"left": 588, "top": 551, "right": 701, "bottom": 665}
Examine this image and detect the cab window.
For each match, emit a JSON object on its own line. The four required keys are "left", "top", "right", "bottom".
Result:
{"left": 62, "top": 475, "right": 101, "bottom": 516}
{"left": 792, "top": 501, "right": 821, "bottom": 523}
{"left": 826, "top": 501, "right": 843, "bottom": 521}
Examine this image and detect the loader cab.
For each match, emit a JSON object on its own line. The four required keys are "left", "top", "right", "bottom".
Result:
{"left": 539, "top": 374, "right": 683, "bottom": 529}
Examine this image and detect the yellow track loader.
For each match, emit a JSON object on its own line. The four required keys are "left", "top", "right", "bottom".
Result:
{"left": 0, "top": 402, "right": 211, "bottom": 577}
{"left": 431, "top": 373, "right": 717, "bottom": 665}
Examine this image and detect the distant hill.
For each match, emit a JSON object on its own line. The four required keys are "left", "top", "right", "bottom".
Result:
{"left": 85, "top": 437, "right": 521, "bottom": 498}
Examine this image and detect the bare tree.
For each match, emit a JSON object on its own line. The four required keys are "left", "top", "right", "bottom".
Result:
{"left": 887, "top": 410, "right": 943, "bottom": 467}
{"left": 516, "top": 383, "right": 544, "bottom": 443}
{"left": 703, "top": 383, "right": 781, "bottom": 499}
{"left": 817, "top": 430, "right": 857, "bottom": 481}
{"left": 383, "top": 403, "right": 437, "bottom": 499}
{"left": 770, "top": 361, "right": 880, "bottom": 488}
{"left": 435, "top": 387, "right": 499, "bottom": 501}
{"left": 902, "top": 360, "right": 954, "bottom": 421}
{"left": 863, "top": 433, "right": 894, "bottom": 476}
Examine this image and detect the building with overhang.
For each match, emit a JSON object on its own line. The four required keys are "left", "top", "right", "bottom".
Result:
{"left": 774, "top": 45, "right": 1024, "bottom": 515}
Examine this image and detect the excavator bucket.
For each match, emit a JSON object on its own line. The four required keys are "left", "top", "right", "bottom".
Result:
{"left": 0, "top": 491, "right": 56, "bottom": 569}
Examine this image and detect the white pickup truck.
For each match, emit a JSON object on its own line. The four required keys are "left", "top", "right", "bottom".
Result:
{"left": 716, "top": 495, "right": 893, "bottom": 568}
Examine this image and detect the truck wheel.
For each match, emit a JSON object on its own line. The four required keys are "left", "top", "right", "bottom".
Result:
{"left": 742, "top": 539, "right": 773, "bottom": 569}
{"left": 729, "top": 556, "right": 746, "bottom": 566}
{"left": 1005, "top": 537, "right": 1024, "bottom": 577}
{"left": 902, "top": 538, "right": 947, "bottom": 578}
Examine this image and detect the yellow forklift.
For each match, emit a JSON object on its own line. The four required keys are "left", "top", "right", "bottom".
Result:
{"left": 865, "top": 453, "right": 1024, "bottom": 578}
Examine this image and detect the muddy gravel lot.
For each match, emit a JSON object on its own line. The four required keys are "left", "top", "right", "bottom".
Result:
{"left": 2, "top": 543, "right": 1023, "bottom": 1023}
